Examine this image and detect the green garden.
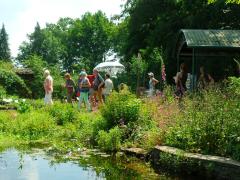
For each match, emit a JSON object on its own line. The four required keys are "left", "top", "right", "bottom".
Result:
{"left": 0, "top": 0, "right": 240, "bottom": 179}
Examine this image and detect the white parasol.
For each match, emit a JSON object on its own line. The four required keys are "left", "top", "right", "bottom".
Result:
{"left": 94, "top": 61, "right": 125, "bottom": 77}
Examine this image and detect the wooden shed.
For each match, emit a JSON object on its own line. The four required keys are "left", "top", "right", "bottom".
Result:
{"left": 176, "top": 29, "right": 240, "bottom": 89}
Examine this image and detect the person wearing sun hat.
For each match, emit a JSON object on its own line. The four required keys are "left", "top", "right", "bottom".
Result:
{"left": 148, "top": 72, "right": 159, "bottom": 97}
{"left": 78, "top": 71, "right": 91, "bottom": 111}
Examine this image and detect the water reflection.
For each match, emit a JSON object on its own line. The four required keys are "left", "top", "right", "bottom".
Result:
{"left": 0, "top": 148, "right": 174, "bottom": 180}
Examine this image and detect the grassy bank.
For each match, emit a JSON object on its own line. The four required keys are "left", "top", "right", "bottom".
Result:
{"left": 0, "top": 77, "right": 239, "bottom": 162}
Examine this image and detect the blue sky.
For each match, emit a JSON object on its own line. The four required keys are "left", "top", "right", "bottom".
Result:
{"left": 0, "top": 0, "right": 125, "bottom": 57}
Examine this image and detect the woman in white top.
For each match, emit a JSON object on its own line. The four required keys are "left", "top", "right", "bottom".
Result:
{"left": 43, "top": 69, "right": 53, "bottom": 105}
{"left": 103, "top": 73, "right": 113, "bottom": 100}
{"left": 148, "top": 72, "right": 159, "bottom": 97}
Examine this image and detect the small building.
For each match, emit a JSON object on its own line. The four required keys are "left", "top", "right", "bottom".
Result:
{"left": 175, "top": 29, "right": 240, "bottom": 89}
{"left": 15, "top": 68, "right": 34, "bottom": 83}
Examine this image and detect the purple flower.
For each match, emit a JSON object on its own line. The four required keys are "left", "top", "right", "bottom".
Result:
{"left": 161, "top": 64, "right": 166, "bottom": 82}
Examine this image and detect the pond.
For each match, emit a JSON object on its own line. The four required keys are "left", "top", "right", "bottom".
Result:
{"left": 0, "top": 148, "right": 177, "bottom": 180}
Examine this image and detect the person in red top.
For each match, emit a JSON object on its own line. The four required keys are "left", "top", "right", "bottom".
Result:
{"left": 87, "top": 74, "right": 96, "bottom": 107}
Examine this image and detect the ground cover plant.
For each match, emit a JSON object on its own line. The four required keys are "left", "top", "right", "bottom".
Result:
{"left": 164, "top": 78, "right": 240, "bottom": 161}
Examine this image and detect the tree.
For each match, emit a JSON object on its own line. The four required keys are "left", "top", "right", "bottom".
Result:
{"left": 120, "top": 0, "right": 240, "bottom": 82}
{"left": 18, "top": 22, "right": 65, "bottom": 65}
{"left": 0, "top": 24, "right": 11, "bottom": 61}
{"left": 68, "top": 11, "right": 116, "bottom": 71}
{"left": 17, "top": 12, "right": 116, "bottom": 72}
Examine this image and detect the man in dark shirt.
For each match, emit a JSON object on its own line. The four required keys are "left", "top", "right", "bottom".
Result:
{"left": 93, "top": 69, "right": 104, "bottom": 105}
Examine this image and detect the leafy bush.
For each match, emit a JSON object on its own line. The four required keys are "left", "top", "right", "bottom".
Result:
{"left": 23, "top": 55, "right": 46, "bottom": 98}
{"left": 28, "top": 99, "right": 45, "bottom": 109}
{"left": 76, "top": 113, "right": 107, "bottom": 146}
{"left": 16, "top": 99, "right": 31, "bottom": 113}
{"left": 97, "top": 126, "right": 123, "bottom": 151}
{"left": 23, "top": 55, "right": 65, "bottom": 99}
{"left": 101, "top": 89, "right": 141, "bottom": 129}
{"left": 7, "top": 111, "right": 56, "bottom": 140}
{"left": 165, "top": 85, "right": 240, "bottom": 161}
{"left": 0, "top": 69, "right": 31, "bottom": 97}
{"left": 48, "top": 102, "right": 78, "bottom": 125}
{"left": 227, "top": 77, "right": 240, "bottom": 97}
{"left": 0, "top": 85, "right": 6, "bottom": 99}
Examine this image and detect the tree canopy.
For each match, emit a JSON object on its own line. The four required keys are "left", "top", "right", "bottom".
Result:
{"left": 17, "top": 11, "right": 116, "bottom": 72}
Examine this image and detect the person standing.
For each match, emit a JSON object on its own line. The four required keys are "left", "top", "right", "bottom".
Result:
{"left": 43, "top": 69, "right": 53, "bottom": 105}
{"left": 87, "top": 73, "right": 96, "bottom": 108}
{"left": 148, "top": 72, "right": 159, "bottom": 97}
{"left": 93, "top": 69, "right": 104, "bottom": 105}
{"left": 64, "top": 73, "right": 75, "bottom": 103}
{"left": 174, "top": 63, "right": 188, "bottom": 97}
{"left": 78, "top": 71, "right": 91, "bottom": 111}
{"left": 103, "top": 73, "right": 113, "bottom": 100}
{"left": 198, "top": 66, "right": 214, "bottom": 89}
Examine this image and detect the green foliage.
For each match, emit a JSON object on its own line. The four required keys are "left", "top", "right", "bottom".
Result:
{"left": 101, "top": 90, "right": 141, "bottom": 129}
{"left": 0, "top": 24, "right": 11, "bottom": 61}
{"left": 0, "top": 68, "right": 31, "bottom": 97}
{"left": 121, "top": 0, "right": 240, "bottom": 82}
{"left": 209, "top": 0, "right": 240, "bottom": 4}
{"left": 17, "top": 11, "right": 116, "bottom": 72}
{"left": 23, "top": 55, "right": 46, "bottom": 98}
{"left": 22, "top": 55, "right": 64, "bottom": 99}
{"left": 16, "top": 99, "right": 31, "bottom": 114}
{"left": 0, "top": 85, "right": 6, "bottom": 99}
{"left": 97, "top": 126, "right": 123, "bottom": 151}
{"left": 75, "top": 113, "right": 107, "bottom": 146}
{"left": 228, "top": 77, "right": 240, "bottom": 96}
{"left": 0, "top": 110, "right": 55, "bottom": 140}
{"left": 131, "top": 54, "right": 147, "bottom": 75}
{"left": 18, "top": 23, "right": 64, "bottom": 65}
{"left": 48, "top": 102, "right": 78, "bottom": 125}
{"left": 165, "top": 85, "right": 240, "bottom": 161}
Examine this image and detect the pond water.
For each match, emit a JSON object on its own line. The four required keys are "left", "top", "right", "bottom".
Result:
{"left": 0, "top": 148, "right": 177, "bottom": 180}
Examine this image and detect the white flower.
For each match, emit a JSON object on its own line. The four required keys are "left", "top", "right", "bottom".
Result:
{"left": 237, "top": 137, "right": 240, "bottom": 142}
{"left": 3, "top": 98, "right": 13, "bottom": 103}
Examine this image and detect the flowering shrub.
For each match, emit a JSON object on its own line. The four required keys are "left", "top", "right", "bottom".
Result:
{"left": 165, "top": 84, "right": 240, "bottom": 161}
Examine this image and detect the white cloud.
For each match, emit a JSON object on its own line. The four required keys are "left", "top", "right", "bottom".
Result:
{"left": 5, "top": 0, "right": 125, "bottom": 57}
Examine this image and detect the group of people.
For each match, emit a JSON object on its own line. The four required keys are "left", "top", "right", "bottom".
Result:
{"left": 43, "top": 69, "right": 113, "bottom": 111}
{"left": 43, "top": 62, "right": 215, "bottom": 108}
{"left": 174, "top": 63, "right": 214, "bottom": 97}
{"left": 147, "top": 63, "right": 215, "bottom": 98}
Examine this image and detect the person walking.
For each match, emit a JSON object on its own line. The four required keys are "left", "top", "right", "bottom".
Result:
{"left": 43, "top": 69, "right": 53, "bottom": 105}
{"left": 103, "top": 73, "right": 113, "bottom": 100}
{"left": 78, "top": 71, "right": 91, "bottom": 111}
{"left": 87, "top": 73, "right": 96, "bottom": 108}
{"left": 93, "top": 69, "right": 104, "bottom": 105}
{"left": 174, "top": 63, "right": 188, "bottom": 98}
{"left": 148, "top": 72, "right": 159, "bottom": 97}
{"left": 64, "top": 73, "right": 75, "bottom": 104}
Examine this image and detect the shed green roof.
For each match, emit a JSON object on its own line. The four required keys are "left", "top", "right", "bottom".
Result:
{"left": 181, "top": 29, "right": 240, "bottom": 48}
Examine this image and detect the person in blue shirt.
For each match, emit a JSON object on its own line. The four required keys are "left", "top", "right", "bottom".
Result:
{"left": 78, "top": 71, "right": 91, "bottom": 111}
